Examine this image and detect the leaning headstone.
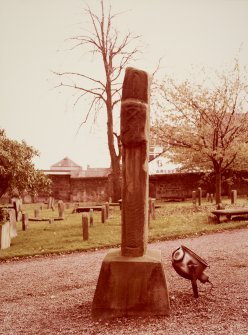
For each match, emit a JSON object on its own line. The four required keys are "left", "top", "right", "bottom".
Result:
{"left": 92, "top": 67, "right": 170, "bottom": 319}
{"left": 58, "top": 200, "right": 65, "bottom": 219}
{"left": 22, "top": 212, "right": 29, "bottom": 231}
{"left": 231, "top": 190, "right": 237, "bottom": 205}
{"left": 82, "top": 213, "right": 89, "bottom": 241}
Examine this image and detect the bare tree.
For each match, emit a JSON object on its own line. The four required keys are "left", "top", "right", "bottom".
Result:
{"left": 54, "top": 1, "right": 141, "bottom": 201}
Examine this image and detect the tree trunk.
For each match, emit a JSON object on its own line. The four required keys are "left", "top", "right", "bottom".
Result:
{"left": 215, "top": 169, "right": 222, "bottom": 205}
{"left": 106, "top": 83, "right": 121, "bottom": 202}
{"left": 111, "top": 155, "right": 121, "bottom": 202}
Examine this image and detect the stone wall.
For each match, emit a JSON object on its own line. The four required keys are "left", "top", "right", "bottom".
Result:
{"left": 43, "top": 174, "right": 110, "bottom": 203}
{"left": 70, "top": 177, "right": 109, "bottom": 202}
{"left": 149, "top": 173, "right": 204, "bottom": 200}
{"left": 30, "top": 171, "right": 248, "bottom": 203}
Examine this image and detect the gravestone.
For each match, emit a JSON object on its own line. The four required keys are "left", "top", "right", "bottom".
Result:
{"left": 149, "top": 198, "right": 156, "bottom": 220}
{"left": 58, "top": 200, "right": 65, "bottom": 219}
{"left": 12, "top": 198, "right": 22, "bottom": 221}
{"left": 105, "top": 202, "right": 109, "bottom": 219}
{"left": 22, "top": 212, "right": 29, "bottom": 231}
{"left": 231, "top": 190, "right": 237, "bottom": 204}
{"left": 82, "top": 213, "right": 89, "bottom": 241}
{"left": 92, "top": 67, "right": 170, "bottom": 319}
{"left": 89, "top": 209, "right": 94, "bottom": 226}
{"left": 48, "top": 196, "right": 53, "bottom": 209}
{"left": 101, "top": 205, "right": 106, "bottom": 223}
{"left": 198, "top": 187, "right": 202, "bottom": 206}
{"left": 9, "top": 209, "right": 17, "bottom": 238}
{"left": 0, "top": 221, "right": 11, "bottom": 249}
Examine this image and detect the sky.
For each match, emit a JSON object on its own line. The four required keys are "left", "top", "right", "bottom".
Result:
{"left": 1, "top": 0, "right": 248, "bottom": 170}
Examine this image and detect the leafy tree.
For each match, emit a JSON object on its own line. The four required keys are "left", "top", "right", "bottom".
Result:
{"left": 0, "top": 129, "right": 51, "bottom": 199}
{"left": 152, "top": 61, "right": 248, "bottom": 204}
{"left": 55, "top": 0, "right": 141, "bottom": 201}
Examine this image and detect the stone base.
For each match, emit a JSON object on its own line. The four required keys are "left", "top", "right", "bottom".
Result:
{"left": 92, "top": 248, "right": 170, "bottom": 319}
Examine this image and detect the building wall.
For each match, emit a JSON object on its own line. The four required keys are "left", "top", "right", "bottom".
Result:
{"left": 70, "top": 177, "right": 109, "bottom": 202}
{"left": 36, "top": 171, "right": 248, "bottom": 203}
{"left": 45, "top": 174, "right": 109, "bottom": 203}
{"left": 149, "top": 173, "right": 204, "bottom": 200}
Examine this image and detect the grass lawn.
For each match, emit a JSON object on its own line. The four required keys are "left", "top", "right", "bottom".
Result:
{"left": 1, "top": 198, "right": 248, "bottom": 260}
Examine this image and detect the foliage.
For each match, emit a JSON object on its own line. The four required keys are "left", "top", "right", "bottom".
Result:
{"left": 0, "top": 208, "right": 9, "bottom": 223}
{"left": 0, "top": 129, "right": 51, "bottom": 198}
{"left": 55, "top": 0, "right": 142, "bottom": 201}
{"left": 152, "top": 61, "right": 248, "bottom": 203}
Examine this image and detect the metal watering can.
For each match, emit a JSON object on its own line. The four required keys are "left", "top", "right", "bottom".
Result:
{"left": 172, "top": 245, "right": 210, "bottom": 298}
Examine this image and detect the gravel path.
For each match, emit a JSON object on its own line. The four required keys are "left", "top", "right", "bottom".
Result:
{"left": 1, "top": 228, "right": 248, "bottom": 335}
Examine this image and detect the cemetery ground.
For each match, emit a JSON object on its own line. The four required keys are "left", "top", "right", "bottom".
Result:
{"left": 0, "top": 198, "right": 248, "bottom": 261}
{"left": 0, "top": 199, "right": 248, "bottom": 334}
{"left": 0, "top": 227, "right": 247, "bottom": 334}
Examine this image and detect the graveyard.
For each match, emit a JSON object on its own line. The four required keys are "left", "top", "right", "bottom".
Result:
{"left": 1, "top": 196, "right": 248, "bottom": 261}
{"left": 1, "top": 64, "right": 248, "bottom": 332}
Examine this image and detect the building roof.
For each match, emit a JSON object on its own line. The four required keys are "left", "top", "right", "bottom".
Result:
{"left": 51, "top": 157, "right": 82, "bottom": 170}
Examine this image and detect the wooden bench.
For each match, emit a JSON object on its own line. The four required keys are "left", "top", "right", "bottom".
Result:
{"left": 211, "top": 208, "right": 248, "bottom": 223}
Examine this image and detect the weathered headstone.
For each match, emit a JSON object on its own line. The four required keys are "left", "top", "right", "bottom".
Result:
{"left": 206, "top": 193, "right": 210, "bottom": 202}
{"left": 58, "top": 200, "right": 65, "bottom": 219}
{"left": 231, "top": 190, "right": 237, "bottom": 204}
{"left": 89, "top": 209, "right": 94, "bottom": 226}
{"left": 9, "top": 209, "right": 17, "bottom": 238}
{"left": 22, "top": 212, "right": 29, "bottom": 231}
{"left": 210, "top": 193, "right": 214, "bottom": 203}
{"left": 12, "top": 198, "right": 22, "bottom": 221}
{"left": 198, "top": 187, "right": 202, "bottom": 206}
{"left": 92, "top": 67, "right": 170, "bottom": 319}
{"left": 82, "top": 213, "right": 89, "bottom": 241}
{"left": 105, "top": 202, "right": 109, "bottom": 219}
{"left": 48, "top": 196, "right": 53, "bottom": 209}
{"left": 101, "top": 205, "right": 106, "bottom": 223}
{"left": 149, "top": 198, "right": 156, "bottom": 220}
{"left": 0, "top": 222, "right": 11, "bottom": 249}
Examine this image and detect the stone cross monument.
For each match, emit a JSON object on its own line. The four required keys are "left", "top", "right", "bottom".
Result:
{"left": 92, "top": 67, "right": 170, "bottom": 319}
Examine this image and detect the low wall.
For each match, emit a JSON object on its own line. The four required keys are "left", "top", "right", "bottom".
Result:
{"left": 5, "top": 171, "right": 248, "bottom": 204}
